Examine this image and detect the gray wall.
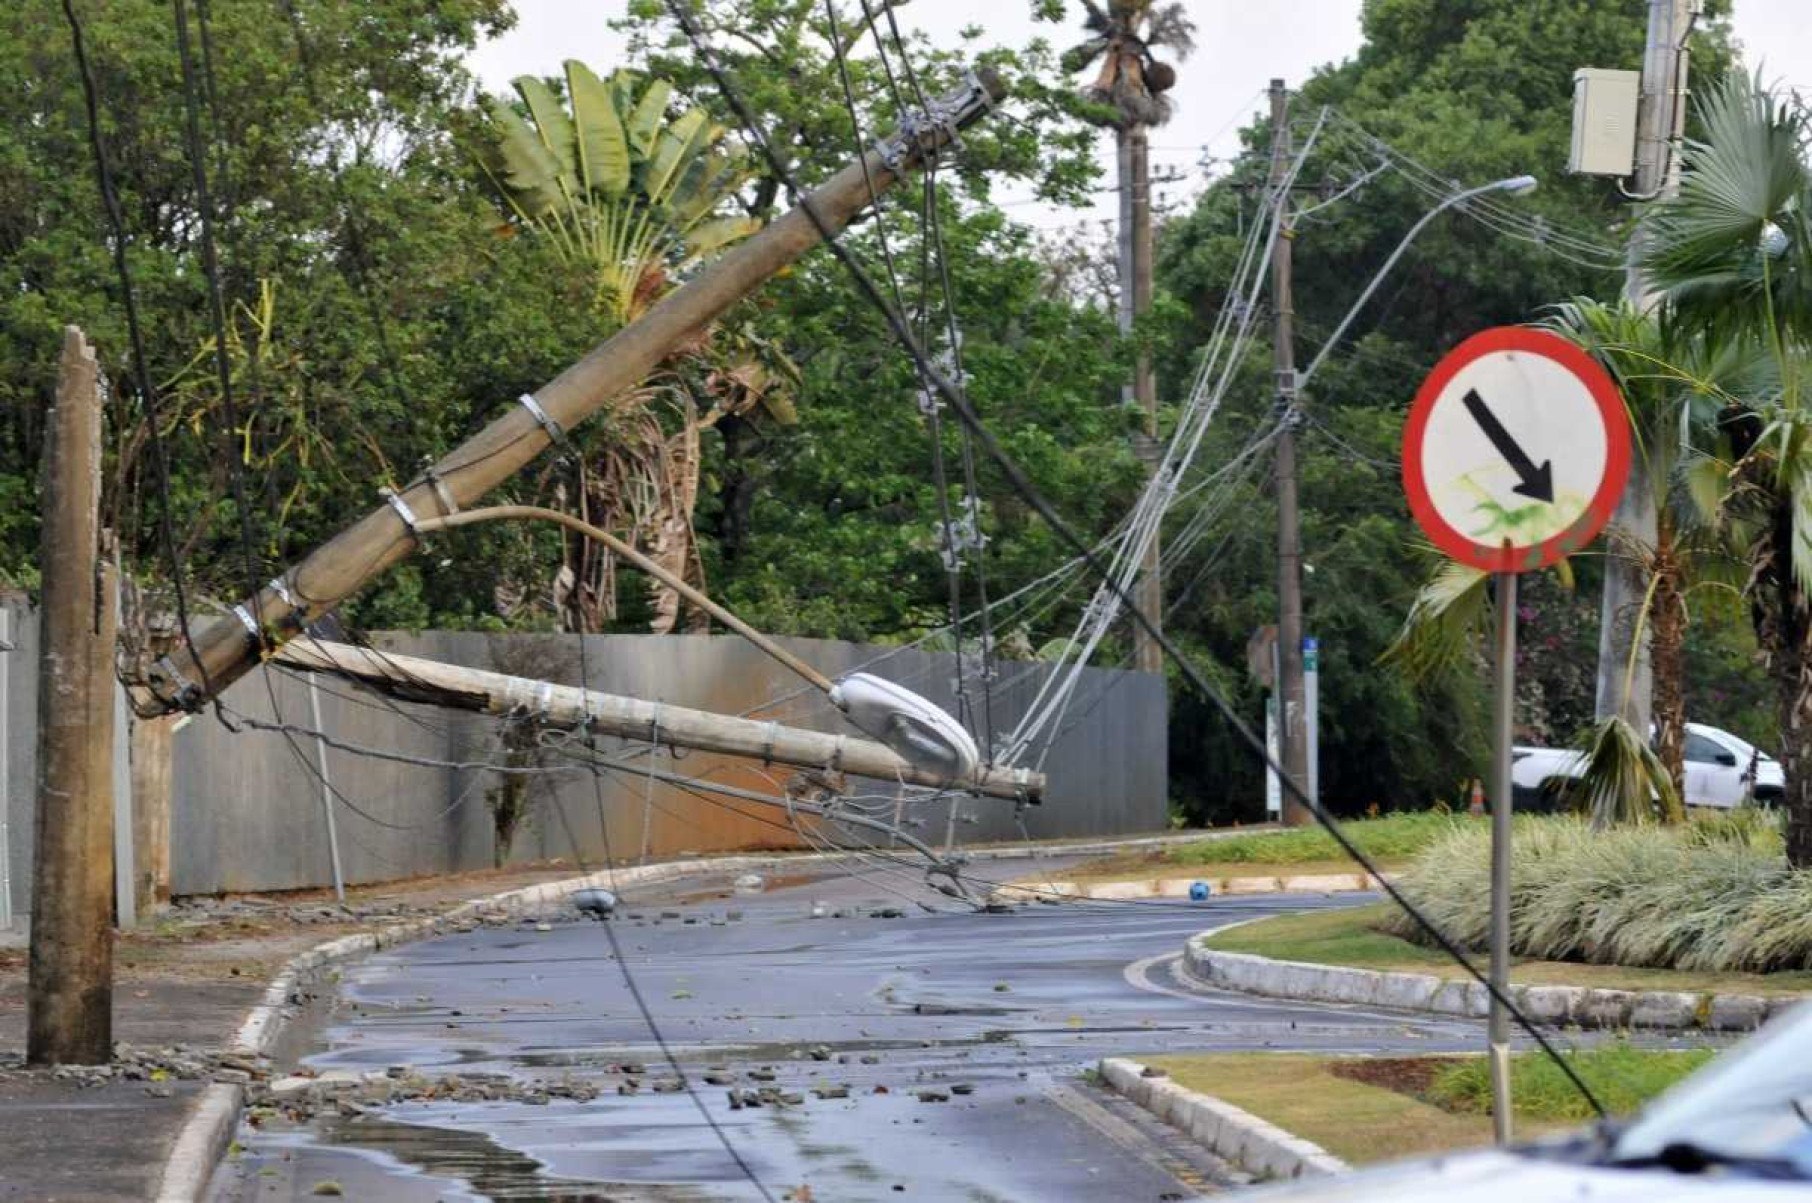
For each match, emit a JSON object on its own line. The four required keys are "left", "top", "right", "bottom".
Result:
{"left": 1, "top": 617, "right": 1166, "bottom": 905}
{"left": 2, "top": 600, "right": 37, "bottom": 924}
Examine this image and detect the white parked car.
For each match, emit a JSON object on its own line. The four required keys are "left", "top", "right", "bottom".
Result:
{"left": 1246, "top": 1002, "right": 1812, "bottom": 1200}
{"left": 1511, "top": 722, "right": 1783, "bottom": 811}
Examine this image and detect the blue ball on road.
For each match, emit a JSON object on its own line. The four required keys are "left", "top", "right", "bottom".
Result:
{"left": 1188, "top": 881, "right": 1211, "bottom": 902}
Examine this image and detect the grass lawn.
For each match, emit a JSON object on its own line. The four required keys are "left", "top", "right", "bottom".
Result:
{"left": 1069, "top": 812, "right": 1467, "bottom": 881}
{"left": 1203, "top": 904, "right": 1812, "bottom": 996}
{"left": 1144, "top": 1046, "right": 1710, "bottom": 1165}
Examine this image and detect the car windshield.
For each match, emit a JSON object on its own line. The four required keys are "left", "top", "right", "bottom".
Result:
{"left": 1611, "top": 1003, "right": 1812, "bottom": 1176}
{"left": 1706, "top": 728, "right": 1775, "bottom": 763}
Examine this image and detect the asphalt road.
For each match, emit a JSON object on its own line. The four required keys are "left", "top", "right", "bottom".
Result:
{"left": 215, "top": 861, "right": 1491, "bottom": 1202}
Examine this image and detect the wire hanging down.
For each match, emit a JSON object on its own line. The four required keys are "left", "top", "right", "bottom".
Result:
{"left": 668, "top": 2, "right": 1606, "bottom": 1119}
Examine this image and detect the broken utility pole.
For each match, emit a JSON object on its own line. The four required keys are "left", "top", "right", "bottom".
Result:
{"left": 28, "top": 327, "right": 118, "bottom": 1065}
{"left": 131, "top": 70, "right": 1008, "bottom": 719}
{"left": 272, "top": 641, "right": 1043, "bottom": 802}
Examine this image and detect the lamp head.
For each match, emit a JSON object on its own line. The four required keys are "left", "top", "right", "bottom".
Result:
{"left": 1496, "top": 174, "right": 1539, "bottom": 197}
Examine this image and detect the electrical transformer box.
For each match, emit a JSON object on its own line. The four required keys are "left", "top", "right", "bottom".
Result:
{"left": 1570, "top": 68, "right": 1640, "bottom": 176}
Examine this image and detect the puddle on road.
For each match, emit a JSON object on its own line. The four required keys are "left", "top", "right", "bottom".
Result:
{"left": 313, "top": 1111, "right": 631, "bottom": 1201}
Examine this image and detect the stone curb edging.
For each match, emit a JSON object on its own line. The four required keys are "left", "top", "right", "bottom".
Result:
{"left": 991, "top": 871, "right": 1383, "bottom": 903}
{"left": 1184, "top": 937, "right": 1797, "bottom": 1032}
{"left": 1098, "top": 1057, "right": 1347, "bottom": 1180}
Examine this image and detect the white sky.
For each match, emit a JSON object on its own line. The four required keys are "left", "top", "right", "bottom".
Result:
{"left": 468, "top": 0, "right": 1812, "bottom": 230}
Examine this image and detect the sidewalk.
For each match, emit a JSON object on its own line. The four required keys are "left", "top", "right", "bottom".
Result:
{"left": 0, "top": 861, "right": 591, "bottom": 1202}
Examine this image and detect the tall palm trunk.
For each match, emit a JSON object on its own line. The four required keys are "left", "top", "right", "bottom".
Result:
{"left": 1758, "top": 500, "right": 1812, "bottom": 867}
{"left": 1650, "top": 531, "right": 1688, "bottom": 803}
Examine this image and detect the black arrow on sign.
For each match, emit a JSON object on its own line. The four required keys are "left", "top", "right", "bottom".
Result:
{"left": 1461, "top": 388, "right": 1553, "bottom": 503}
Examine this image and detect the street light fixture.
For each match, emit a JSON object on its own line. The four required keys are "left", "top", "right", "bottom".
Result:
{"left": 1299, "top": 174, "right": 1541, "bottom": 388}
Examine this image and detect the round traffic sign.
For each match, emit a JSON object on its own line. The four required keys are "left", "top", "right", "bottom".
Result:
{"left": 1403, "top": 326, "right": 1629, "bottom": 573}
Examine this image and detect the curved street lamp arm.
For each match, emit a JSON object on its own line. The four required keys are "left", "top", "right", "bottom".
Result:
{"left": 1298, "top": 176, "right": 1537, "bottom": 390}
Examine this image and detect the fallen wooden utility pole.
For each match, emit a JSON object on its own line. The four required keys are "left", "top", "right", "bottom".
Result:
{"left": 132, "top": 69, "right": 1006, "bottom": 718}
{"left": 28, "top": 328, "right": 117, "bottom": 1065}
{"left": 272, "top": 640, "right": 1042, "bottom": 801}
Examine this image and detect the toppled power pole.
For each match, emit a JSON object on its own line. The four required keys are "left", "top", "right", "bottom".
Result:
{"left": 131, "top": 71, "right": 1007, "bottom": 719}
{"left": 28, "top": 328, "right": 118, "bottom": 1065}
{"left": 274, "top": 641, "right": 1043, "bottom": 802}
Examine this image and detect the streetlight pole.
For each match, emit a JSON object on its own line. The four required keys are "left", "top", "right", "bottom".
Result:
{"left": 1273, "top": 170, "right": 1538, "bottom": 828}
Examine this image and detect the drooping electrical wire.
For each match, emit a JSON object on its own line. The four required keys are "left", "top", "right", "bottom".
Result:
{"left": 665, "top": 0, "right": 1607, "bottom": 1118}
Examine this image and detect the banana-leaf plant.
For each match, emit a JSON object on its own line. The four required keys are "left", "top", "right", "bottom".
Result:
{"left": 481, "top": 61, "right": 757, "bottom": 324}
{"left": 479, "top": 62, "right": 799, "bottom": 633}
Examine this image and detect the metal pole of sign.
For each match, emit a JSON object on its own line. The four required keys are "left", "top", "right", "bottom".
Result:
{"left": 0, "top": 606, "right": 12, "bottom": 932}
{"left": 305, "top": 673, "right": 347, "bottom": 905}
{"left": 1489, "top": 567, "right": 1518, "bottom": 1145}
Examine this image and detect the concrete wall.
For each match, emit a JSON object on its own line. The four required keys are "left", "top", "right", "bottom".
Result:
{"left": 2, "top": 616, "right": 1166, "bottom": 904}
{"left": 2, "top": 600, "right": 37, "bottom": 924}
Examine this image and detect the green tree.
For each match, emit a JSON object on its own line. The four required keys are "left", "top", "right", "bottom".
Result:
{"left": 1639, "top": 72, "right": 1812, "bottom": 864}
{"left": 1153, "top": 0, "right": 1737, "bottom": 817}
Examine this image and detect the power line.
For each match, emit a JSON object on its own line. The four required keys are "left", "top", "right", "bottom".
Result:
{"left": 668, "top": 2, "right": 1606, "bottom": 1118}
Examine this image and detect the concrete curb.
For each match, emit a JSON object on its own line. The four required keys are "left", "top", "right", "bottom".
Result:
{"left": 991, "top": 871, "right": 1383, "bottom": 902}
{"left": 1183, "top": 937, "right": 1795, "bottom": 1032}
{"left": 1098, "top": 1057, "right": 1347, "bottom": 1180}
{"left": 154, "top": 1083, "right": 245, "bottom": 1203}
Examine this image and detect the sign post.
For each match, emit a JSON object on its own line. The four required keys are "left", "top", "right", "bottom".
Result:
{"left": 1403, "top": 326, "right": 1628, "bottom": 1145}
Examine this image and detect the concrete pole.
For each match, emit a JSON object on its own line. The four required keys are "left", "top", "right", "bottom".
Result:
{"left": 0, "top": 605, "right": 13, "bottom": 932}
{"left": 1489, "top": 570, "right": 1518, "bottom": 1145}
{"left": 305, "top": 673, "right": 346, "bottom": 904}
{"left": 1596, "top": 0, "right": 1692, "bottom": 729}
{"left": 128, "top": 713, "right": 174, "bottom": 916}
{"left": 272, "top": 640, "right": 1044, "bottom": 802}
{"left": 110, "top": 601, "right": 134, "bottom": 932}
{"left": 133, "top": 70, "right": 1008, "bottom": 718}
{"left": 28, "top": 327, "right": 118, "bottom": 1065}
{"left": 1129, "top": 119, "right": 1163, "bottom": 675}
{"left": 1268, "top": 79, "right": 1311, "bottom": 827}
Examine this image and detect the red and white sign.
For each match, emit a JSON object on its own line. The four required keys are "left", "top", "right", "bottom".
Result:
{"left": 1403, "top": 326, "right": 1629, "bottom": 573}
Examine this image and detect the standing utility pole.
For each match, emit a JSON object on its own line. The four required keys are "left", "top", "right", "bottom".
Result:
{"left": 1267, "top": 79, "right": 1310, "bottom": 827}
{"left": 1595, "top": 0, "right": 1694, "bottom": 729}
{"left": 28, "top": 327, "right": 118, "bottom": 1065}
{"left": 1123, "top": 120, "right": 1163, "bottom": 674}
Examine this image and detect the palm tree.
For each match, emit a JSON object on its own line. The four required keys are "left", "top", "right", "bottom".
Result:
{"left": 1543, "top": 298, "right": 1751, "bottom": 799}
{"left": 1383, "top": 298, "right": 1753, "bottom": 825}
{"left": 1638, "top": 72, "right": 1812, "bottom": 864}
{"left": 479, "top": 63, "right": 798, "bottom": 633}
{"left": 1063, "top": 1, "right": 1194, "bottom": 669}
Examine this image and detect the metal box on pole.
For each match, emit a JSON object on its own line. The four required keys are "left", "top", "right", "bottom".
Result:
{"left": 1569, "top": 69, "right": 1640, "bottom": 176}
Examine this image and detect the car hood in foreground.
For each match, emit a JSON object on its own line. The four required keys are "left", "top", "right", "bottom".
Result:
{"left": 1241, "top": 1148, "right": 1809, "bottom": 1202}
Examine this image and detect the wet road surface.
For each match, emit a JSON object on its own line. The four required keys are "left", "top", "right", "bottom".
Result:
{"left": 215, "top": 863, "right": 1490, "bottom": 1202}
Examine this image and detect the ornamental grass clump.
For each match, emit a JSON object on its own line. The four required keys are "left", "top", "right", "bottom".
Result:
{"left": 1384, "top": 813, "right": 1812, "bottom": 972}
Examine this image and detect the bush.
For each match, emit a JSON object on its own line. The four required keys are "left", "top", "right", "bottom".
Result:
{"left": 1427, "top": 1042, "right": 1715, "bottom": 1122}
{"left": 1384, "top": 813, "right": 1812, "bottom": 972}
{"left": 1167, "top": 811, "right": 1473, "bottom": 867}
